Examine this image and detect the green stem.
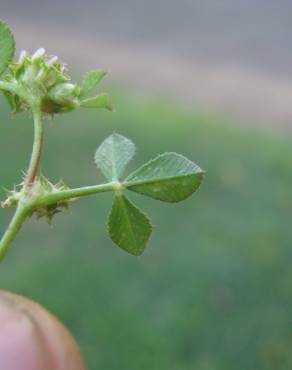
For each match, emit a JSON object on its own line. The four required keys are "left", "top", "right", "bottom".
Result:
{"left": 0, "top": 204, "right": 29, "bottom": 260}
{"left": 0, "top": 180, "right": 118, "bottom": 260}
{"left": 35, "top": 182, "right": 117, "bottom": 207}
{"left": 24, "top": 104, "right": 43, "bottom": 189}
{"left": 0, "top": 103, "right": 43, "bottom": 260}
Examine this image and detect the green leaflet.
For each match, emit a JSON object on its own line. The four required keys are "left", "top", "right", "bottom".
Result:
{"left": 80, "top": 93, "right": 112, "bottom": 110}
{"left": 0, "top": 21, "right": 15, "bottom": 76}
{"left": 108, "top": 194, "right": 152, "bottom": 256}
{"left": 80, "top": 70, "right": 107, "bottom": 98}
{"left": 125, "top": 153, "right": 204, "bottom": 202}
{"left": 95, "top": 133, "right": 135, "bottom": 181}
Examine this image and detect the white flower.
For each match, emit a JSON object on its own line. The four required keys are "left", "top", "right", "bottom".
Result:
{"left": 32, "top": 48, "right": 46, "bottom": 60}
{"left": 18, "top": 50, "right": 27, "bottom": 63}
{"left": 47, "top": 55, "right": 58, "bottom": 67}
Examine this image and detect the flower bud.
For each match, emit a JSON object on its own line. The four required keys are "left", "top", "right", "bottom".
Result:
{"left": 48, "top": 83, "right": 79, "bottom": 104}
{"left": 44, "top": 83, "right": 80, "bottom": 113}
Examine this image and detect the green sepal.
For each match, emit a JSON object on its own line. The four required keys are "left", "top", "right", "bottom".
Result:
{"left": 80, "top": 70, "right": 107, "bottom": 98}
{"left": 2, "top": 91, "right": 22, "bottom": 113}
{"left": 31, "top": 175, "right": 71, "bottom": 224}
{"left": 108, "top": 193, "right": 152, "bottom": 256}
{"left": 1, "top": 186, "right": 21, "bottom": 208}
{"left": 80, "top": 93, "right": 113, "bottom": 110}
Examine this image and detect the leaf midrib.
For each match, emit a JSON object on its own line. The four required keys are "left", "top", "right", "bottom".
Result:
{"left": 124, "top": 171, "right": 204, "bottom": 188}
{"left": 119, "top": 195, "right": 140, "bottom": 250}
{"left": 109, "top": 138, "right": 119, "bottom": 181}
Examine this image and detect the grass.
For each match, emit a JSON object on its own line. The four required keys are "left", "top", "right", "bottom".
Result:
{"left": 0, "top": 86, "right": 292, "bottom": 370}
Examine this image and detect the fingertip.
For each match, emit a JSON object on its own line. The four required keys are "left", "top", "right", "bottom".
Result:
{"left": 0, "top": 293, "right": 53, "bottom": 370}
{"left": 0, "top": 291, "right": 86, "bottom": 370}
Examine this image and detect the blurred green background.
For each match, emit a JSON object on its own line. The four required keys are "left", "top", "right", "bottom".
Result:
{"left": 0, "top": 87, "right": 292, "bottom": 370}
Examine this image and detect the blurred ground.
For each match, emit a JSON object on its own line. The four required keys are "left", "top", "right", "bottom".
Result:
{"left": 2, "top": 1, "right": 292, "bottom": 130}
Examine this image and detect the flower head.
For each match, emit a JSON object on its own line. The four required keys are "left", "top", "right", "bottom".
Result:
{"left": 3, "top": 48, "right": 81, "bottom": 114}
{"left": 1, "top": 47, "right": 112, "bottom": 115}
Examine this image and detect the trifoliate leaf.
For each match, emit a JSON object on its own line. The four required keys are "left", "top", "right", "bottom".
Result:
{"left": 0, "top": 21, "right": 15, "bottom": 76}
{"left": 80, "top": 93, "right": 112, "bottom": 110}
{"left": 125, "top": 152, "right": 204, "bottom": 202}
{"left": 108, "top": 194, "right": 152, "bottom": 256}
{"left": 80, "top": 70, "right": 107, "bottom": 98}
{"left": 95, "top": 133, "right": 135, "bottom": 181}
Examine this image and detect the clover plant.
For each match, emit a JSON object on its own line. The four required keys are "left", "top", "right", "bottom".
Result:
{"left": 0, "top": 21, "right": 204, "bottom": 260}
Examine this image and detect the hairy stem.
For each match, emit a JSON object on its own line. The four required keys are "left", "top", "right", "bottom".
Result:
{"left": 24, "top": 104, "right": 43, "bottom": 189}
{"left": 0, "top": 182, "right": 117, "bottom": 259}
{"left": 35, "top": 182, "right": 117, "bottom": 207}
{"left": 0, "top": 204, "right": 29, "bottom": 260}
{"left": 0, "top": 103, "right": 43, "bottom": 260}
